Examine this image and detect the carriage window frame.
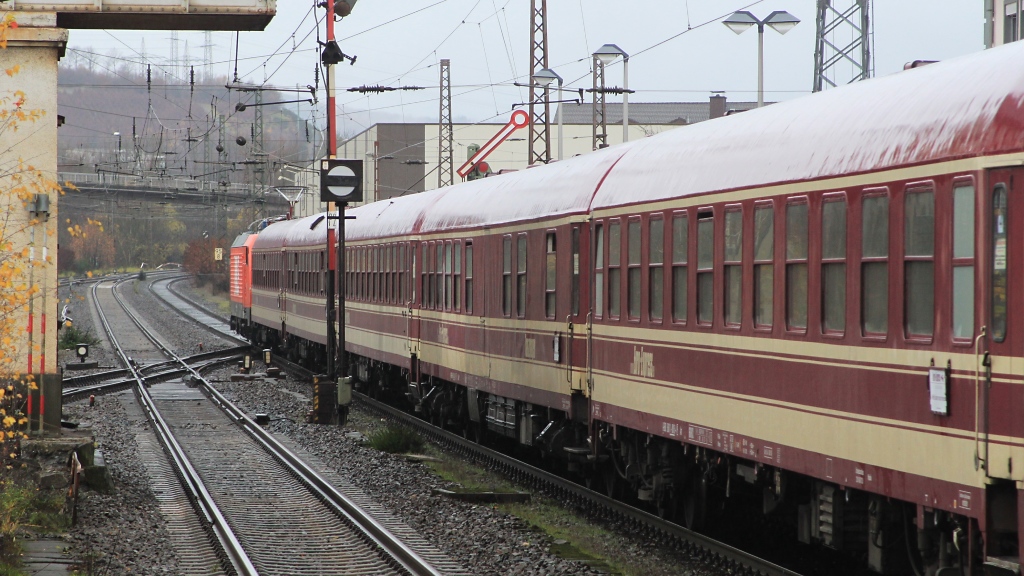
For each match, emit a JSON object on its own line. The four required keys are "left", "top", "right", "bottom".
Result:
{"left": 465, "top": 241, "right": 473, "bottom": 314}
{"left": 785, "top": 199, "right": 809, "bottom": 333}
{"left": 671, "top": 211, "right": 688, "bottom": 324}
{"left": 649, "top": 215, "right": 664, "bottom": 323}
{"left": 436, "top": 242, "right": 445, "bottom": 310}
{"left": 723, "top": 206, "right": 743, "bottom": 329}
{"left": 517, "top": 233, "right": 528, "bottom": 318}
{"left": 951, "top": 179, "right": 975, "bottom": 343}
{"left": 445, "top": 241, "right": 454, "bottom": 311}
{"left": 696, "top": 208, "right": 714, "bottom": 326}
{"left": 454, "top": 241, "right": 462, "bottom": 312}
{"left": 821, "top": 194, "right": 848, "bottom": 336}
{"left": 627, "top": 217, "right": 642, "bottom": 320}
{"left": 861, "top": 190, "right": 890, "bottom": 339}
{"left": 991, "top": 183, "right": 1009, "bottom": 343}
{"left": 753, "top": 201, "right": 774, "bottom": 330}
{"left": 502, "top": 235, "right": 513, "bottom": 317}
{"left": 608, "top": 220, "right": 622, "bottom": 319}
{"left": 904, "top": 186, "right": 936, "bottom": 341}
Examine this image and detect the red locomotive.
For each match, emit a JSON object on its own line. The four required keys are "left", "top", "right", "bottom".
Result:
{"left": 230, "top": 43, "right": 1024, "bottom": 574}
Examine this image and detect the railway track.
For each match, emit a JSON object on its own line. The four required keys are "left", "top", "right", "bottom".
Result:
{"left": 80, "top": 276, "right": 462, "bottom": 575}
{"left": 274, "top": 353, "right": 802, "bottom": 576}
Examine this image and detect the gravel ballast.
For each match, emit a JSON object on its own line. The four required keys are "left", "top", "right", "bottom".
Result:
{"left": 55, "top": 275, "right": 724, "bottom": 575}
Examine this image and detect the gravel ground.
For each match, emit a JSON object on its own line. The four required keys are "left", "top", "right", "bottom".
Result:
{"left": 53, "top": 274, "right": 725, "bottom": 575}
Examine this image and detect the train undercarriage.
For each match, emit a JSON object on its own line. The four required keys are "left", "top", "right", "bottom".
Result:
{"left": 242, "top": 321, "right": 1003, "bottom": 575}
{"left": 343, "top": 353, "right": 996, "bottom": 576}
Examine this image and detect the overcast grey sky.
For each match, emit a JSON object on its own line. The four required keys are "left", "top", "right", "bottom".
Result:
{"left": 65, "top": 0, "right": 983, "bottom": 134}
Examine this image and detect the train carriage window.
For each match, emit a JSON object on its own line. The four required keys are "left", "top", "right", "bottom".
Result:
{"left": 503, "top": 236, "right": 512, "bottom": 316}
{"left": 672, "top": 213, "right": 688, "bottom": 323}
{"left": 454, "top": 242, "right": 462, "bottom": 311}
{"left": 905, "top": 189, "right": 935, "bottom": 338}
{"left": 387, "top": 245, "right": 393, "bottom": 303}
{"left": 992, "top": 184, "right": 1008, "bottom": 342}
{"left": 754, "top": 204, "right": 774, "bottom": 327}
{"left": 465, "top": 242, "right": 474, "bottom": 314}
{"left": 572, "top": 227, "right": 581, "bottom": 316}
{"left": 445, "top": 242, "right": 454, "bottom": 310}
{"left": 953, "top": 183, "right": 976, "bottom": 340}
{"left": 786, "top": 201, "right": 809, "bottom": 330}
{"left": 649, "top": 217, "right": 664, "bottom": 322}
{"left": 545, "top": 232, "right": 557, "bottom": 318}
{"left": 862, "top": 194, "right": 889, "bottom": 335}
{"left": 627, "top": 219, "right": 642, "bottom": 319}
{"left": 595, "top": 223, "right": 605, "bottom": 318}
{"left": 421, "top": 243, "right": 429, "bottom": 307}
{"left": 400, "top": 244, "right": 408, "bottom": 303}
{"left": 822, "top": 198, "right": 847, "bottom": 333}
{"left": 437, "top": 243, "right": 445, "bottom": 309}
{"left": 609, "top": 221, "right": 622, "bottom": 319}
{"left": 517, "top": 234, "right": 528, "bottom": 318}
{"left": 376, "top": 246, "right": 382, "bottom": 302}
{"left": 697, "top": 210, "right": 714, "bottom": 325}
{"left": 724, "top": 208, "right": 742, "bottom": 327}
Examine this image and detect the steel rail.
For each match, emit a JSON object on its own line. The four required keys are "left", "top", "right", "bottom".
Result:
{"left": 91, "top": 278, "right": 259, "bottom": 576}
{"left": 199, "top": 379, "right": 445, "bottom": 576}
{"left": 103, "top": 276, "right": 444, "bottom": 576}
{"left": 141, "top": 279, "right": 444, "bottom": 576}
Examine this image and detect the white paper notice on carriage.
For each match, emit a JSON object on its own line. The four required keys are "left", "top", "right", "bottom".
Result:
{"left": 929, "top": 368, "right": 948, "bottom": 415}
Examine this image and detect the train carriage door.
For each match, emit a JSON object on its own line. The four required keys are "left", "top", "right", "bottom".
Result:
{"left": 984, "top": 169, "right": 1021, "bottom": 462}
{"left": 279, "top": 251, "right": 288, "bottom": 331}
{"left": 567, "top": 224, "right": 589, "bottom": 393}
{"left": 407, "top": 241, "right": 421, "bottom": 377}
{"left": 982, "top": 167, "right": 1024, "bottom": 568}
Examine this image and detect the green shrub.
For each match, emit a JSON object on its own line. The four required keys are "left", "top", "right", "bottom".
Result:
{"left": 366, "top": 425, "right": 424, "bottom": 454}
{"left": 0, "top": 481, "right": 32, "bottom": 567}
{"left": 57, "top": 325, "right": 100, "bottom": 350}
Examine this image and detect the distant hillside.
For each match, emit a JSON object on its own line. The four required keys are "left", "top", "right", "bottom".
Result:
{"left": 58, "top": 64, "right": 316, "bottom": 183}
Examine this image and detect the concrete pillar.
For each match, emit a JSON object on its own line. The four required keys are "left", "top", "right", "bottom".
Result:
{"left": 1, "top": 12, "right": 67, "bottom": 433}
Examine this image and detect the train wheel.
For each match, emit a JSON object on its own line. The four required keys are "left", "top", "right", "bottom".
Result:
{"left": 683, "top": 473, "right": 708, "bottom": 531}
{"left": 657, "top": 490, "right": 679, "bottom": 521}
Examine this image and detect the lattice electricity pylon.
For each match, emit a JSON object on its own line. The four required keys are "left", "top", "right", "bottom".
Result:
{"left": 592, "top": 56, "right": 607, "bottom": 150}
{"left": 528, "top": 0, "right": 551, "bottom": 165}
{"left": 253, "top": 89, "right": 268, "bottom": 221}
{"left": 438, "top": 59, "right": 454, "bottom": 188}
{"left": 813, "top": 0, "right": 872, "bottom": 92}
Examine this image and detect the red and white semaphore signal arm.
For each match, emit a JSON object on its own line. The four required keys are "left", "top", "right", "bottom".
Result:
{"left": 456, "top": 110, "right": 530, "bottom": 179}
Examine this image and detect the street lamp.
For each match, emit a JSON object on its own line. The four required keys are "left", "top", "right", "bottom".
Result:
{"left": 723, "top": 10, "right": 800, "bottom": 108}
{"left": 592, "top": 44, "right": 629, "bottom": 143}
{"left": 532, "top": 68, "right": 563, "bottom": 161}
{"left": 113, "top": 131, "right": 121, "bottom": 170}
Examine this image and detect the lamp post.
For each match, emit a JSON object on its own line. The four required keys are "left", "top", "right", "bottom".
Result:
{"left": 592, "top": 44, "right": 629, "bottom": 143}
{"left": 722, "top": 10, "right": 800, "bottom": 108}
{"left": 532, "top": 68, "right": 563, "bottom": 161}
{"left": 113, "top": 132, "right": 121, "bottom": 171}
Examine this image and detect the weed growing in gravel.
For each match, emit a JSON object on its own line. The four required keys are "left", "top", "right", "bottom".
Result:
{"left": 366, "top": 425, "right": 424, "bottom": 454}
{"left": 57, "top": 325, "right": 99, "bottom": 350}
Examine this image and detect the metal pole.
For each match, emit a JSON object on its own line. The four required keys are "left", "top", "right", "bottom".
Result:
{"left": 622, "top": 58, "right": 629, "bottom": 142}
{"left": 557, "top": 81, "right": 563, "bottom": 161}
{"left": 323, "top": 0, "right": 342, "bottom": 382}
{"left": 757, "top": 23, "right": 764, "bottom": 108}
